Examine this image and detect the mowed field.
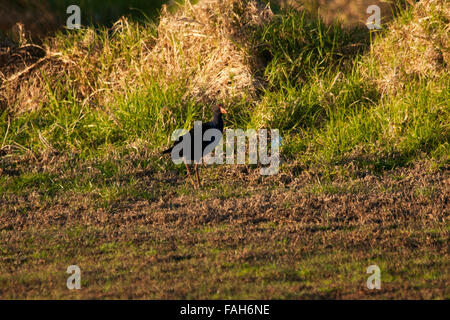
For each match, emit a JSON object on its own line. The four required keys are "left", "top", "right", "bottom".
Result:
{"left": 0, "top": 0, "right": 449, "bottom": 299}
{"left": 0, "top": 155, "right": 449, "bottom": 299}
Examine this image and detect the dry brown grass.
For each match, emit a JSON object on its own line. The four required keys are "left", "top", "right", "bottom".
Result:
{"left": 294, "top": 0, "right": 394, "bottom": 27}
{"left": 4, "top": 0, "right": 446, "bottom": 113}
{"left": 366, "top": 0, "right": 449, "bottom": 94}
{"left": 0, "top": 20, "right": 152, "bottom": 113}
{"left": 0, "top": 0, "right": 273, "bottom": 113}
{"left": 0, "top": 39, "right": 68, "bottom": 113}
{"left": 148, "top": 0, "right": 272, "bottom": 103}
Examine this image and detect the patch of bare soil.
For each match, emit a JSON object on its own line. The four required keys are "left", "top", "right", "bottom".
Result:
{"left": 1, "top": 158, "right": 448, "bottom": 231}
{"left": 0, "top": 155, "right": 448, "bottom": 299}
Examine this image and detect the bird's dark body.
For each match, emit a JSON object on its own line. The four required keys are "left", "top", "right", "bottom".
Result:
{"left": 162, "top": 109, "right": 224, "bottom": 162}
{"left": 162, "top": 105, "right": 227, "bottom": 189}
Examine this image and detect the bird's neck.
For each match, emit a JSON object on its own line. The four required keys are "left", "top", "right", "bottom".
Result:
{"left": 212, "top": 113, "right": 223, "bottom": 129}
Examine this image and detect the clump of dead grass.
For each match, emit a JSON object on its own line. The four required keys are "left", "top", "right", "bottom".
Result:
{"left": 365, "top": 0, "right": 449, "bottom": 94}
{"left": 148, "top": 0, "right": 272, "bottom": 103}
{"left": 0, "top": 24, "right": 101, "bottom": 113}
{"left": 0, "top": 0, "right": 272, "bottom": 114}
{"left": 0, "top": 18, "right": 157, "bottom": 113}
{"left": 0, "top": 36, "right": 67, "bottom": 113}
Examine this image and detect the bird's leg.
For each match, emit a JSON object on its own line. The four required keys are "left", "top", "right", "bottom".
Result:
{"left": 184, "top": 161, "right": 197, "bottom": 189}
{"left": 194, "top": 163, "right": 201, "bottom": 188}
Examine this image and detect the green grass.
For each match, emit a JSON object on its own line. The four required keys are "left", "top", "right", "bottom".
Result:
{"left": 0, "top": 0, "right": 448, "bottom": 300}
{"left": 1, "top": 217, "right": 447, "bottom": 299}
{"left": 2, "top": 4, "right": 447, "bottom": 174}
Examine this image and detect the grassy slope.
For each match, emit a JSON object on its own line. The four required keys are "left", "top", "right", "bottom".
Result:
{"left": 0, "top": 1, "right": 449, "bottom": 299}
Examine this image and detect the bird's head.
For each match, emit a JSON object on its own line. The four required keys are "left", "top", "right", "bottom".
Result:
{"left": 214, "top": 104, "right": 228, "bottom": 114}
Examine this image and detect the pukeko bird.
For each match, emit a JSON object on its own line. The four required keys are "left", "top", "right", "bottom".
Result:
{"left": 162, "top": 105, "right": 227, "bottom": 188}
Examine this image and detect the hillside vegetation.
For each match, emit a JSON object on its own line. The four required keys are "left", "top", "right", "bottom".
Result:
{"left": 0, "top": 0, "right": 448, "bottom": 169}
{"left": 0, "top": 0, "right": 448, "bottom": 299}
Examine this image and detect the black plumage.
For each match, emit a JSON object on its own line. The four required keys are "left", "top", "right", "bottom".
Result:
{"left": 162, "top": 105, "right": 227, "bottom": 188}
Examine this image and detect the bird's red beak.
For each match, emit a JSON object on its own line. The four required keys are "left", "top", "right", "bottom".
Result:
{"left": 219, "top": 106, "right": 227, "bottom": 114}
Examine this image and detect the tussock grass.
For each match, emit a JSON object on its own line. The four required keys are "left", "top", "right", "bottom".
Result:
{"left": 364, "top": 0, "right": 449, "bottom": 94}
{"left": 0, "top": 0, "right": 448, "bottom": 170}
{"left": 150, "top": 0, "right": 272, "bottom": 103}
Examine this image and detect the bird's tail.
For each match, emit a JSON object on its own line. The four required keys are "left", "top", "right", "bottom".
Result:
{"left": 162, "top": 146, "right": 173, "bottom": 155}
